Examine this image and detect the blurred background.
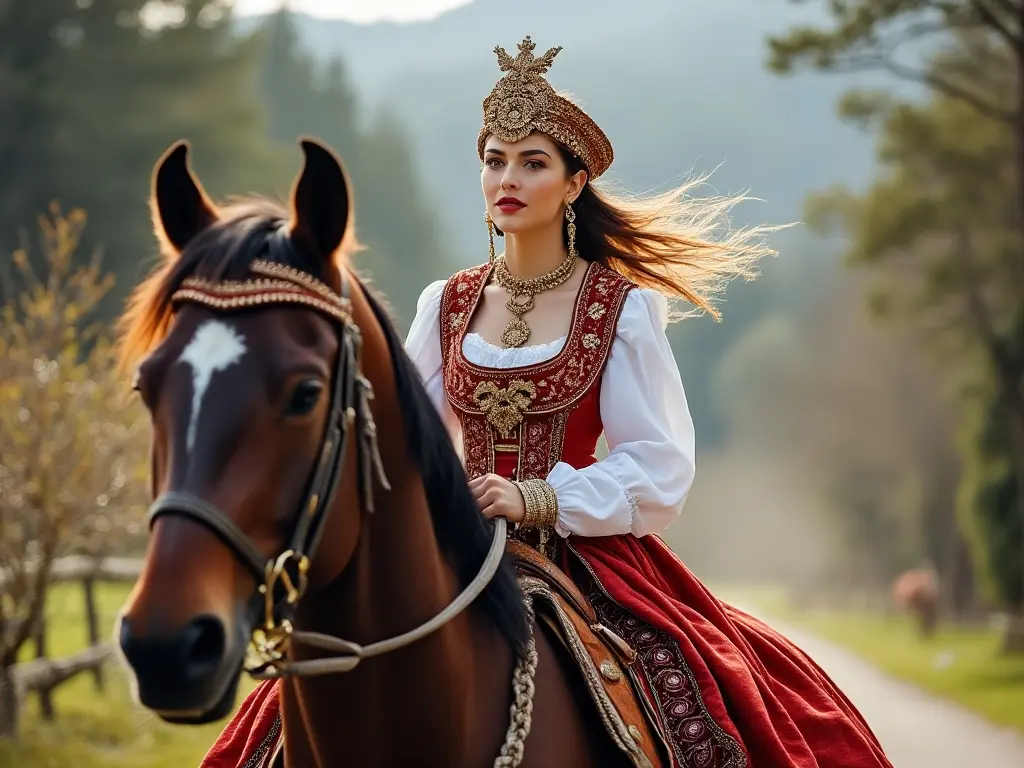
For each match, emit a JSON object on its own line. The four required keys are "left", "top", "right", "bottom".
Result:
{"left": 1, "top": 0, "right": 1022, "bottom": 765}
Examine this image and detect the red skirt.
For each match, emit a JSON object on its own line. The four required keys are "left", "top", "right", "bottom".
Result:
{"left": 568, "top": 534, "right": 892, "bottom": 767}
{"left": 202, "top": 534, "right": 892, "bottom": 768}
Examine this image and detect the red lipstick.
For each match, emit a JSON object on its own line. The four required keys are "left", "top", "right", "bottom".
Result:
{"left": 496, "top": 196, "right": 526, "bottom": 213}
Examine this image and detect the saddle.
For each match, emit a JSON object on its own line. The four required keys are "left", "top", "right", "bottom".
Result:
{"left": 508, "top": 540, "right": 668, "bottom": 768}
{"left": 251, "top": 543, "right": 668, "bottom": 768}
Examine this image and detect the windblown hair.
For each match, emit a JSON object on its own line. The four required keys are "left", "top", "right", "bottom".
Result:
{"left": 500, "top": 143, "right": 785, "bottom": 321}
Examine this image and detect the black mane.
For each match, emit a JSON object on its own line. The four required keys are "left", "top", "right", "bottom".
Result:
{"left": 165, "top": 200, "right": 327, "bottom": 285}
{"left": 362, "top": 287, "right": 530, "bottom": 652}
{"left": 172, "top": 201, "right": 529, "bottom": 652}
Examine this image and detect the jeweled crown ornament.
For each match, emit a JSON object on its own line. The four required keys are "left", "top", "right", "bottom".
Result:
{"left": 477, "top": 36, "right": 614, "bottom": 179}
{"left": 485, "top": 37, "right": 561, "bottom": 143}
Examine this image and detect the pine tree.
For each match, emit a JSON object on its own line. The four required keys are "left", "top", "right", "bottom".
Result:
{"left": 0, "top": 1, "right": 282, "bottom": 317}
{"left": 0, "top": 2, "right": 75, "bottom": 269}
{"left": 769, "top": 3, "right": 1024, "bottom": 648}
{"left": 255, "top": 9, "right": 454, "bottom": 328}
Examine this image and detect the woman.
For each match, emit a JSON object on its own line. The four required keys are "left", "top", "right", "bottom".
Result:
{"left": 203, "top": 36, "right": 893, "bottom": 768}
{"left": 403, "top": 36, "right": 892, "bottom": 768}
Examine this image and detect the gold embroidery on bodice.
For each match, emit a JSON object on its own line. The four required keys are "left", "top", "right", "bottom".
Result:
{"left": 440, "top": 261, "right": 634, "bottom": 482}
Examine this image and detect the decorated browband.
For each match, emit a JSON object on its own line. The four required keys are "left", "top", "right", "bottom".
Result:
{"left": 170, "top": 260, "right": 352, "bottom": 324}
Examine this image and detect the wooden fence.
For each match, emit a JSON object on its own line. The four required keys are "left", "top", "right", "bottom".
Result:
{"left": 7, "top": 556, "right": 142, "bottom": 722}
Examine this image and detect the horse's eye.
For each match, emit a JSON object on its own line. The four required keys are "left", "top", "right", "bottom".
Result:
{"left": 286, "top": 380, "right": 324, "bottom": 416}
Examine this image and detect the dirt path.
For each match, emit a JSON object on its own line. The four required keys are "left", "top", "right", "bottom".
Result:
{"left": 749, "top": 611, "right": 1024, "bottom": 766}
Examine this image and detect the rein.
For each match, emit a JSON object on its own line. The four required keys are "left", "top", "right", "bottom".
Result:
{"left": 256, "top": 517, "right": 508, "bottom": 678}
{"left": 146, "top": 256, "right": 507, "bottom": 679}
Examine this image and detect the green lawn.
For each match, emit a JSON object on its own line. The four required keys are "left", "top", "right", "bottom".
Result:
{"left": 9, "top": 581, "right": 1023, "bottom": 763}
{"left": 718, "top": 585, "right": 1024, "bottom": 736}
{"left": 0, "top": 582, "right": 256, "bottom": 767}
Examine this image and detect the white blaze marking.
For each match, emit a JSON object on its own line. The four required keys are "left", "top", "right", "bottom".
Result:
{"left": 178, "top": 320, "right": 247, "bottom": 454}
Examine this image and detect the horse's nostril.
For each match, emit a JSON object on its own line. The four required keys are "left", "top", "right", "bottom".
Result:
{"left": 117, "top": 612, "right": 239, "bottom": 718}
{"left": 181, "top": 615, "right": 226, "bottom": 681}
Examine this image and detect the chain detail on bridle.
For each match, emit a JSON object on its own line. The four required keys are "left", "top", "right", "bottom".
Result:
{"left": 248, "top": 550, "right": 311, "bottom": 671}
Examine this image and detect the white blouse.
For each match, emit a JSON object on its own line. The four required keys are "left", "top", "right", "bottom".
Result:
{"left": 404, "top": 278, "right": 696, "bottom": 539}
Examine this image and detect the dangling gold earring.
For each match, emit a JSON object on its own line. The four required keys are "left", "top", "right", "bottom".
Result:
{"left": 565, "top": 202, "right": 577, "bottom": 259}
{"left": 485, "top": 210, "right": 496, "bottom": 263}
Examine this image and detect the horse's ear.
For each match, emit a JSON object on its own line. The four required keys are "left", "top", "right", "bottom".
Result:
{"left": 289, "top": 138, "right": 352, "bottom": 261}
{"left": 151, "top": 140, "right": 219, "bottom": 254}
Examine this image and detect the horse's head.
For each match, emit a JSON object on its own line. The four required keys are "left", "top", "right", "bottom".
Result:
{"left": 116, "top": 138, "right": 375, "bottom": 723}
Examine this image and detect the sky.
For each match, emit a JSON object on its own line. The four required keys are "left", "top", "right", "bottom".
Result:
{"left": 231, "top": 0, "right": 472, "bottom": 24}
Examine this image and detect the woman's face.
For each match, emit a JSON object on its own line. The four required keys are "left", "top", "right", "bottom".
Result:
{"left": 481, "top": 132, "right": 587, "bottom": 236}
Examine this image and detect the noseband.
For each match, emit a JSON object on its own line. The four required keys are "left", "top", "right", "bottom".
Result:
{"left": 147, "top": 256, "right": 507, "bottom": 678}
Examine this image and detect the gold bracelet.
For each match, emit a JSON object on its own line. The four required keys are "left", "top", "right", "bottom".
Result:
{"left": 513, "top": 479, "right": 559, "bottom": 530}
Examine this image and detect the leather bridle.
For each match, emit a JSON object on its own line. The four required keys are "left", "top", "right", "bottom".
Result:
{"left": 147, "top": 254, "right": 507, "bottom": 679}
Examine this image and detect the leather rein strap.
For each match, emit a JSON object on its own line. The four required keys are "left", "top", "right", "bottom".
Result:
{"left": 146, "top": 255, "right": 506, "bottom": 679}
{"left": 263, "top": 516, "right": 508, "bottom": 678}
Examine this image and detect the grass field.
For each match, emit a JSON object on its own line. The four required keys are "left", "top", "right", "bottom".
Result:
{"left": 0, "top": 582, "right": 255, "bottom": 767}
{"left": 719, "top": 585, "right": 1024, "bottom": 736}
{"left": 6, "top": 581, "right": 1023, "bottom": 764}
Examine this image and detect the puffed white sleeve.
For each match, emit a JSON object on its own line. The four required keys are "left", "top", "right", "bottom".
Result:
{"left": 404, "top": 280, "right": 462, "bottom": 446}
{"left": 546, "top": 288, "right": 696, "bottom": 538}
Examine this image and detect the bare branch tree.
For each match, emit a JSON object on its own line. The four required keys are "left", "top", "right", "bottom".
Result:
{"left": 0, "top": 205, "right": 149, "bottom": 736}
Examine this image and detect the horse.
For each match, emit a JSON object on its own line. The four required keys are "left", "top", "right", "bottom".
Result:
{"left": 891, "top": 567, "right": 940, "bottom": 639}
{"left": 114, "top": 137, "right": 636, "bottom": 767}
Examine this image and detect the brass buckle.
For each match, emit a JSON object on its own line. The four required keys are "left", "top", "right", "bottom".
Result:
{"left": 246, "top": 550, "right": 310, "bottom": 673}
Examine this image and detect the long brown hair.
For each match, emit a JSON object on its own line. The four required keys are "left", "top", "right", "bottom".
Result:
{"left": 499, "top": 142, "right": 784, "bottom": 322}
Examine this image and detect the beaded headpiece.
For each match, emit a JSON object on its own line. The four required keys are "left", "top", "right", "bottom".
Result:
{"left": 171, "top": 260, "right": 352, "bottom": 325}
{"left": 477, "top": 36, "right": 614, "bottom": 179}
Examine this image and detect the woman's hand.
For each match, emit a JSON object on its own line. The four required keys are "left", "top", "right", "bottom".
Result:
{"left": 469, "top": 473, "right": 525, "bottom": 525}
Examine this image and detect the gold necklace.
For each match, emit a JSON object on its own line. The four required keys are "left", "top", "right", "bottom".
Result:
{"left": 490, "top": 253, "right": 576, "bottom": 348}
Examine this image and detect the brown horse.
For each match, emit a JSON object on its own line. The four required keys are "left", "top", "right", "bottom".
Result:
{"left": 114, "top": 138, "right": 633, "bottom": 766}
{"left": 891, "top": 567, "right": 940, "bottom": 639}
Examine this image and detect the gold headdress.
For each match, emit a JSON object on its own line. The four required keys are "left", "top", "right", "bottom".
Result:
{"left": 477, "top": 36, "right": 614, "bottom": 179}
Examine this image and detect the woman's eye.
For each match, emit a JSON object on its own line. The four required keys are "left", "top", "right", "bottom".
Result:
{"left": 525, "top": 160, "right": 544, "bottom": 170}
{"left": 286, "top": 380, "right": 324, "bottom": 416}
{"left": 485, "top": 158, "right": 503, "bottom": 168}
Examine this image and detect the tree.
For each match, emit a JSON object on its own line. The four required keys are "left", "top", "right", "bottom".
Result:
{"left": 767, "top": 1, "right": 1021, "bottom": 231}
{"left": 255, "top": 9, "right": 453, "bottom": 327}
{"left": 0, "top": 206, "right": 150, "bottom": 737}
{"left": 257, "top": 8, "right": 358, "bottom": 152}
{"left": 711, "top": 274, "right": 968, "bottom": 608}
{"left": 0, "top": 1, "right": 282, "bottom": 319}
{"left": 0, "top": 2, "right": 73, "bottom": 270}
{"left": 768, "top": 1, "right": 1024, "bottom": 647}
{"left": 958, "top": 362, "right": 1024, "bottom": 619}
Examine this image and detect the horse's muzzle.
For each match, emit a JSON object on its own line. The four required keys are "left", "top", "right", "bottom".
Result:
{"left": 118, "top": 612, "right": 247, "bottom": 724}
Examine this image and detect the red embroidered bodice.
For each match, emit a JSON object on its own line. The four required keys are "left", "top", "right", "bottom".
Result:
{"left": 439, "top": 261, "right": 634, "bottom": 483}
